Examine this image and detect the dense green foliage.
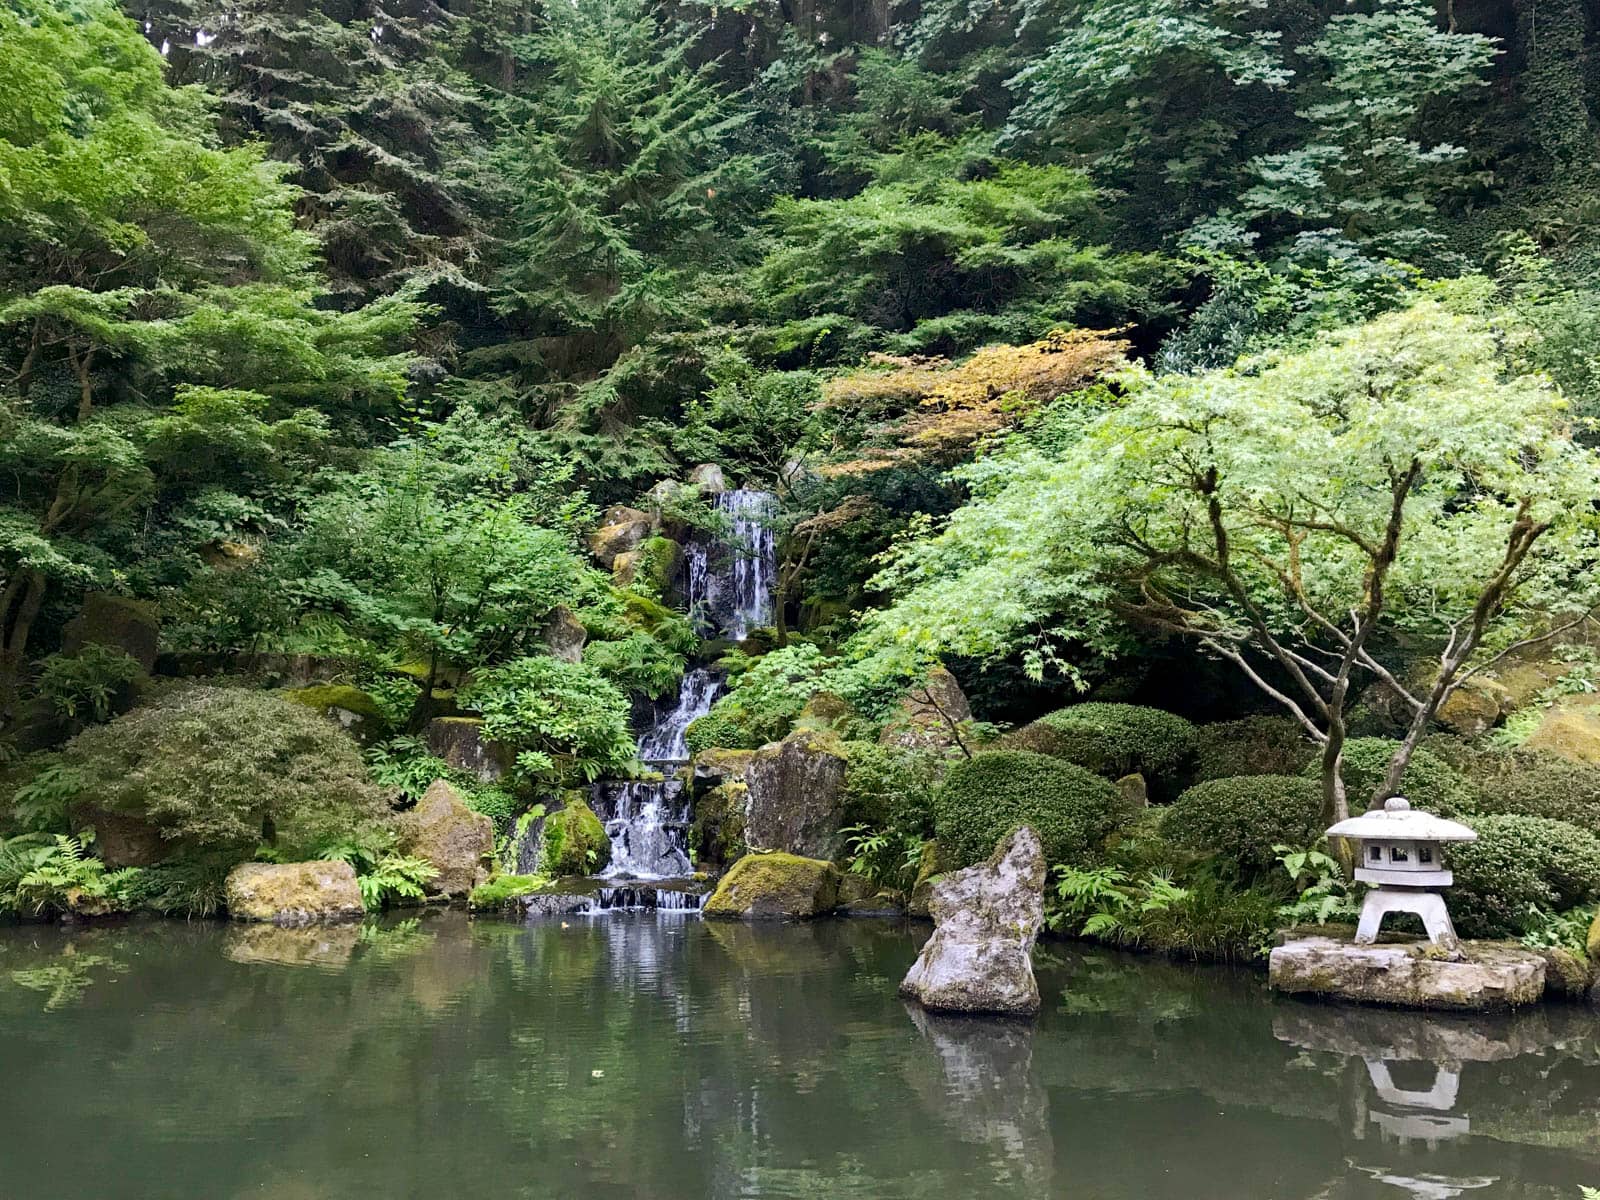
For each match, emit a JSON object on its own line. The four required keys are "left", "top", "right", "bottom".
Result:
{"left": 52, "top": 686, "right": 388, "bottom": 855}
{"left": 934, "top": 749, "right": 1127, "bottom": 869}
{"left": 5, "top": 0, "right": 1600, "bottom": 950}
{"left": 1006, "top": 703, "right": 1195, "bottom": 784}
{"left": 1162, "top": 776, "right": 1325, "bottom": 879}
{"left": 1447, "top": 814, "right": 1600, "bottom": 939}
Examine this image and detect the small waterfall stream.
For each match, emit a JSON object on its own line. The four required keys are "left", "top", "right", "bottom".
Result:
{"left": 685, "top": 488, "right": 778, "bottom": 640}
{"left": 585, "top": 666, "right": 723, "bottom": 909}
{"left": 577, "top": 481, "right": 776, "bottom": 913}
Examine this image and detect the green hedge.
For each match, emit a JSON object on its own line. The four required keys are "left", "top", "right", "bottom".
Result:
{"left": 1446, "top": 749, "right": 1600, "bottom": 833}
{"left": 840, "top": 740, "right": 940, "bottom": 838}
{"left": 1024, "top": 703, "right": 1196, "bottom": 781}
{"left": 1304, "top": 737, "right": 1477, "bottom": 817}
{"left": 934, "top": 750, "right": 1128, "bottom": 869}
{"left": 1447, "top": 814, "right": 1600, "bottom": 938}
{"left": 1162, "top": 775, "right": 1324, "bottom": 877}
{"left": 685, "top": 712, "right": 755, "bottom": 755}
{"left": 1190, "top": 716, "right": 1315, "bottom": 783}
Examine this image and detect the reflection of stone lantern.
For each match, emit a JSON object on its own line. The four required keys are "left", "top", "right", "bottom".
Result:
{"left": 1327, "top": 797, "right": 1478, "bottom": 952}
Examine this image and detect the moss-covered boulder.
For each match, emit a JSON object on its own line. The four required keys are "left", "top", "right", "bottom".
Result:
{"left": 422, "top": 717, "right": 509, "bottom": 783}
{"left": 908, "top": 839, "right": 950, "bottom": 918}
{"left": 878, "top": 668, "right": 971, "bottom": 753}
{"left": 1588, "top": 909, "right": 1600, "bottom": 961}
{"left": 702, "top": 852, "right": 840, "bottom": 919}
{"left": 61, "top": 593, "right": 159, "bottom": 673}
{"left": 1523, "top": 695, "right": 1600, "bottom": 764}
{"left": 507, "top": 797, "right": 612, "bottom": 877}
{"left": 398, "top": 780, "right": 494, "bottom": 899}
{"left": 224, "top": 861, "right": 364, "bottom": 925}
{"left": 686, "top": 463, "right": 728, "bottom": 494}
{"left": 615, "top": 535, "right": 683, "bottom": 593}
{"left": 69, "top": 805, "right": 174, "bottom": 869}
{"left": 690, "top": 779, "right": 748, "bottom": 868}
{"left": 744, "top": 729, "right": 848, "bottom": 859}
{"left": 586, "top": 505, "right": 651, "bottom": 568}
{"left": 285, "top": 683, "right": 386, "bottom": 742}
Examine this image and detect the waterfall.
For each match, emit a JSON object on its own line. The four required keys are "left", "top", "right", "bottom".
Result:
{"left": 685, "top": 488, "right": 777, "bottom": 640}
{"left": 591, "top": 665, "right": 723, "bottom": 884}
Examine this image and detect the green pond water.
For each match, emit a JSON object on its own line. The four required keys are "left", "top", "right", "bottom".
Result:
{"left": 1, "top": 912, "right": 1597, "bottom": 1200}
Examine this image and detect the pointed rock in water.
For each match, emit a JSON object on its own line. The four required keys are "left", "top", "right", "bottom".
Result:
{"left": 899, "top": 826, "right": 1047, "bottom": 1016}
{"left": 399, "top": 779, "right": 495, "bottom": 899}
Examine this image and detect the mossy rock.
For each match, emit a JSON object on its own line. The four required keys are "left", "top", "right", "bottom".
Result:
{"left": 690, "top": 779, "right": 748, "bottom": 869}
{"left": 537, "top": 798, "right": 611, "bottom": 876}
{"left": 467, "top": 874, "right": 555, "bottom": 910}
{"left": 1523, "top": 695, "right": 1600, "bottom": 764}
{"left": 284, "top": 684, "right": 384, "bottom": 720}
{"left": 61, "top": 592, "right": 159, "bottom": 672}
{"left": 702, "top": 852, "right": 840, "bottom": 920}
{"left": 907, "top": 839, "right": 950, "bottom": 918}
{"left": 224, "top": 861, "right": 364, "bottom": 925}
{"left": 1588, "top": 909, "right": 1600, "bottom": 961}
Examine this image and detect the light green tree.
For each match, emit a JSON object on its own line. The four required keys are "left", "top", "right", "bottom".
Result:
{"left": 860, "top": 289, "right": 1600, "bottom": 824}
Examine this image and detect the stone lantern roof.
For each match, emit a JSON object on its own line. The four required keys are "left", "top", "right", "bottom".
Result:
{"left": 1327, "top": 797, "right": 1478, "bottom": 844}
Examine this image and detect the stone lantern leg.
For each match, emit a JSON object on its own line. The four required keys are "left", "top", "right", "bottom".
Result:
{"left": 1326, "top": 797, "right": 1479, "bottom": 957}
{"left": 1355, "top": 888, "right": 1460, "bottom": 953}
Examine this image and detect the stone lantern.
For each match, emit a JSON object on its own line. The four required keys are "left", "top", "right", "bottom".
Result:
{"left": 1326, "top": 797, "right": 1478, "bottom": 952}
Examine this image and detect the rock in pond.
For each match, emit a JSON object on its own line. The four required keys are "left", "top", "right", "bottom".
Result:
{"left": 744, "top": 730, "right": 847, "bottom": 860}
{"left": 1269, "top": 936, "right": 1547, "bottom": 1010}
{"left": 899, "top": 826, "right": 1047, "bottom": 1017}
{"left": 702, "top": 852, "right": 840, "bottom": 920}
{"left": 399, "top": 779, "right": 495, "bottom": 899}
{"left": 225, "top": 861, "right": 365, "bottom": 925}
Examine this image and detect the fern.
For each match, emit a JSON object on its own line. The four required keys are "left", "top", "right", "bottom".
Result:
{"left": 355, "top": 856, "right": 439, "bottom": 909}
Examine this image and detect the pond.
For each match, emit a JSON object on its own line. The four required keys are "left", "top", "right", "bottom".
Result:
{"left": 1, "top": 912, "right": 1596, "bottom": 1200}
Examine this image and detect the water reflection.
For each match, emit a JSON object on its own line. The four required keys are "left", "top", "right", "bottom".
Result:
{"left": 0, "top": 916, "right": 1596, "bottom": 1200}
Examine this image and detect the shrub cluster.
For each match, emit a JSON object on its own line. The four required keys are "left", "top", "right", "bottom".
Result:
{"left": 1444, "top": 749, "right": 1600, "bottom": 832}
{"left": 1447, "top": 814, "right": 1600, "bottom": 938}
{"left": 840, "top": 740, "right": 940, "bottom": 838}
{"left": 1161, "top": 775, "right": 1324, "bottom": 877}
{"left": 934, "top": 749, "right": 1128, "bottom": 869}
{"left": 685, "top": 712, "right": 754, "bottom": 755}
{"left": 1304, "top": 737, "right": 1477, "bottom": 817}
{"left": 1005, "top": 703, "right": 1195, "bottom": 786}
{"left": 58, "top": 686, "right": 390, "bottom": 858}
{"left": 1189, "top": 716, "right": 1315, "bottom": 783}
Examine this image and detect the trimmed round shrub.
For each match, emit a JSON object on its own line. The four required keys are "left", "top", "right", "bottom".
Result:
{"left": 1005, "top": 703, "right": 1195, "bottom": 782}
{"left": 1162, "top": 775, "right": 1324, "bottom": 877}
{"left": 685, "top": 712, "right": 755, "bottom": 755}
{"left": 1447, "top": 814, "right": 1600, "bottom": 938}
{"left": 934, "top": 750, "right": 1128, "bottom": 869}
{"left": 1190, "top": 716, "right": 1316, "bottom": 783}
{"left": 1303, "top": 737, "right": 1476, "bottom": 817}
{"left": 59, "top": 686, "right": 389, "bottom": 857}
{"left": 1446, "top": 750, "right": 1600, "bottom": 833}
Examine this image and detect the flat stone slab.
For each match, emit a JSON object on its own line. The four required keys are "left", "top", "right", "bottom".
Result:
{"left": 1269, "top": 936, "right": 1545, "bottom": 1011}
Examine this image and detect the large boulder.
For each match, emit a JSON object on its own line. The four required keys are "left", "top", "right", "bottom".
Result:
{"left": 399, "top": 780, "right": 494, "bottom": 899}
{"left": 225, "top": 861, "right": 365, "bottom": 925}
{"left": 422, "top": 717, "right": 509, "bottom": 783}
{"left": 1522, "top": 695, "right": 1600, "bottom": 763}
{"left": 744, "top": 730, "right": 848, "bottom": 859}
{"left": 1589, "top": 910, "right": 1600, "bottom": 961}
{"left": 503, "top": 796, "right": 611, "bottom": 877}
{"left": 1269, "top": 937, "right": 1546, "bottom": 1010}
{"left": 542, "top": 606, "right": 587, "bottom": 664}
{"left": 702, "top": 852, "right": 840, "bottom": 919}
{"left": 878, "top": 668, "right": 972, "bottom": 753}
{"left": 899, "top": 826, "right": 1047, "bottom": 1016}
{"left": 586, "top": 506, "right": 652, "bottom": 569}
{"left": 60, "top": 593, "right": 160, "bottom": 673}
{"left": 686, "top": 463, "right": 728, "bottom": 494}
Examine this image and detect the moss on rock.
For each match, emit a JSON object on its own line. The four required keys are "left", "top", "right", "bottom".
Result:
{"left": 537, "top": 798, "right": 611, "bottom": 876}
{"left": 690, "top": 779, "right": 748, "bottom": 868}
{"left": 224, "top": 861, "right": 365, "bottom": 925}
{"left": 468, "top": 874, "right": 555, "bottom": 910}
{"left": 284, "top": 684, "right": 385, "bottom": 720}
{"left": 702, "top": 851, "right": 840, "bottom": 919}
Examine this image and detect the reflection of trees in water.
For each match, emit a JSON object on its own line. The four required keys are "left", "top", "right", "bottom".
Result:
{"left": 2, "top": 918, "right": 1599, "bottom": 1199}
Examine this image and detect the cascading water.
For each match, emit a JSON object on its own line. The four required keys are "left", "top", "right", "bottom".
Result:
{"left": 587, "top": 666, "right": 724, "bottom": 906}
{"left": 685, "top": 489, "right": 778, "bottom": 640}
